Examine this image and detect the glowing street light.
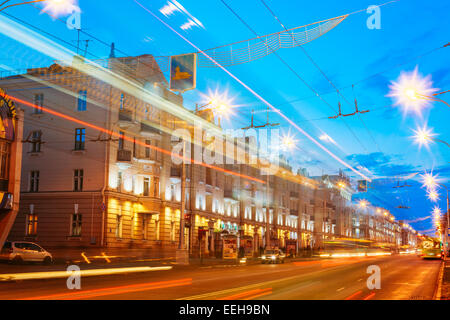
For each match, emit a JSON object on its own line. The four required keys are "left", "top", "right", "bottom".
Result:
{"left": 420, "top": 171, "right": 440, "bottom": 191}
{"left": 280, "top": 133, "right": 297, "bottom": 152}
{"left": 388, "top": 67, "right": 442, "bottom": 115}
{"left": 358, "top": 199, "right": 369, "bottom": 209}
{"left": 0, "top": 0, "right": 76, "bottom": 15}
{"left": 196, "top": 89, "right": 235, "bottom": 126}
{"left": 427, "top": 189, "right": 440, "bottom": 202}
{"left": 412, "top": 125, "right": 450, "bottom": 149}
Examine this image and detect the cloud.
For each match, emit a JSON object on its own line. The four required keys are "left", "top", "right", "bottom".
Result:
{"left": 346, "top": 152, "right": 417, "bottom": 178}
{"left": 159, "top": 2, "right": 181, "bottom": 17}
{"left": 404, "top": 215, "right": 431, "bottom": 224}
{"left": 159, "top": 0, "right": 204, "bottom": 31}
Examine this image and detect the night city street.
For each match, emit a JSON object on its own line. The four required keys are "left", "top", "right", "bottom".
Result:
{"left": 0, "top": 0, "right": 448, "bottom": 310}
{"left": 0, "top": 255, "right": 442, "bottom": 300}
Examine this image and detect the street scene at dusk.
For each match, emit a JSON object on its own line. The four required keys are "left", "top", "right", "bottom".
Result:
{"left": 0, "top": 0, "right": 449, "bottom": 306}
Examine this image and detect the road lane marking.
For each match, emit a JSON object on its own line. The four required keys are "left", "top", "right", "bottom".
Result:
{"left": 20, "top": 278, "right": 192, "bottom": 300}
{"left": 243, "top": 289, "right": 273, "bottom": 300}
{"left": 219, "top": 288, "right": 272, "bottom": 300}
{"left": 345, "top": 290, "right": 363, "bottom": 300}
{"left": 363, "top": 292, "right": 376, "bottom": 300}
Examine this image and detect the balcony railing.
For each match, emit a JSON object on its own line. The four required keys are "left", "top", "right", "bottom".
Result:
{"left": 290, "top": 210, "right": 299, "bottom": 216}
{"left": 117, "top": 149, "right": 132, "bottom": 162}
{"left": 170, "top": 167, "right": 181, "bottom": 177}
{"left": 140, "top": 122, "right": 161, "bottom": 136}
{"left": 290, "top": 191, "right": 299, "bottom": 199}
{"left": 118, "top": 109, "right": 134, "bottom": 124}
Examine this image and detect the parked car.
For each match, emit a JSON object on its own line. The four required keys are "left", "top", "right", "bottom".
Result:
{"left": 0, "top": 241, "right": 53, "bottom": 264}
{"left": 261, "top": 249, "right": 286, "bottom": 264}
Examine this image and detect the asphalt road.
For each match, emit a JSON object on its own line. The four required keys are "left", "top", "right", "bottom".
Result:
{"left": 0, "top": 255, "right": 441, "bottom": 300}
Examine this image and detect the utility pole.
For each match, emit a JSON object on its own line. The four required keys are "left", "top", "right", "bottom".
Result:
{"left": 176, "top": 140, "right": 189, "bottom": 264}
{"left": 265, "top": 171, "right": 270, "bottom": 249}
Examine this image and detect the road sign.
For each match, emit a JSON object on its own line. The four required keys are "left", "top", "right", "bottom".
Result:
{"left": 357, "top": 180, "right": 368, "bottom": 193}
{"left": 170, "top": 53, "right": 197, "bottom": 92}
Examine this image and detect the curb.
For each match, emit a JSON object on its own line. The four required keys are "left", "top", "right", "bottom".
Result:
{"left": 434, "top": 259, "right": 445, "bottom": 300}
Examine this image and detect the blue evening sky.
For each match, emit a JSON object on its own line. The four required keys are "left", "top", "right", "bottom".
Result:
{"left": 0, "top": 0, "right": 449, "bottom": 235}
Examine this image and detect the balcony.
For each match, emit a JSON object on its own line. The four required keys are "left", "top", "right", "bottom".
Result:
{"left": 170, "top": 167, "right": 181, "bottom": 178}
{"left": 224, "top": 189, "right": 238, "bottom": 201}
{"left": 290, "top": 191, "right": 299, "bottom": 199}
{"left": 290, "top": 210, "right": 299, "bottom": 216}
{"left": 117, "top": 149, "right": 132, "bottom": 162}
{"left": 118, "top": 109, "right": 135, "bottom": 128}
{"left": 140, "top": 122, "right": 161, "bottom": 138}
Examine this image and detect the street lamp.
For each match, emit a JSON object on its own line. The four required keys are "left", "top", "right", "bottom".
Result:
{"left": 388, "top": 67, "right": 449, "bottom": 114}
{"left": 427, "top": 189, "right": 440, "bottom": 202}
{"left": 413, "top": 125, "right": 450, "bottom": 149}
{"left": 420, "top": 171, "right": 440, "bottom": 191}
{"left": 358, "top": 199, "right": 369, "bottom": 209}
{"left": 195, "top": 92, "right": 233, "bottom": 127}
{"left": 0, "top": 0, "right": 74, "bottom": 14}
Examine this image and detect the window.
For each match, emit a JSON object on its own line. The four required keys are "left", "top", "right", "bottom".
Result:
{"left": 77, "top": 90, "right": 87, "bottom": 111}
{"left": 143, "top": 177, "right": 150, "bottom": 196}
{"left": 145, "top": 140, "right": 151, "bottom": 158}
{"left": 30, "top": 131, "right": 42, "bottom": 153}
{"left": 116, "top": 214, "right": 123, "bottom": 238}
{"left": 119, "top": 93, "right": 125, "bottom": 110}
{"left": 117, "top": 172, "right": 122, "bottom": 192}
{"left": 29, "top": 171, "right": 39, "bottom": 192}
{"left": 74, "top": 128, "right": 86, "bottom": 150}
{"left": 152, "top": 177, "right": 159, "bottom": 197}
{"left": 71, "top": 213, "right": 82, "bottom": 237}
{"left": 26, "top": 213, "right": 38, "bottom": 236}
{"left": 118, "top": 131, "right": 124, "bottom": 150}
{"left": 33, "top": 94, "right": 43, "bottom": 114}
{"left": 155, "top": 218, "right": 160, "bottom": 240}
{"left": 142, "top": 215, "right": 148, "bottom": 240}
{"left": 0, "top": 141, "right": 10, "bottom": 181}
{"left": 74, "top": 169, "right": 84, "bottom": 192}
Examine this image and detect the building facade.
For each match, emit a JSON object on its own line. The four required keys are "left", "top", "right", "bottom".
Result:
{"left": 0, "top": 54, "right": 416, "bottom": 257}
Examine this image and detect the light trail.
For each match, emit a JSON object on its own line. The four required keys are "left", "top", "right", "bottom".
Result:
{"left": 134, "top": 0, "right": 372, "bottom": 182}
{"left": 20, "top": 278, "right": 191, "bottom": 300}
{"left": 0, "top": 266, "right": 173, "bottom": 282}
{"left": 6, "top": 94, "right": 266, "bottom": 184}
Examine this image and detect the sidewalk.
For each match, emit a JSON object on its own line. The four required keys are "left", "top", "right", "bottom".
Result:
{"left": 438, "top": 258, "right": 450, "bottom": 300}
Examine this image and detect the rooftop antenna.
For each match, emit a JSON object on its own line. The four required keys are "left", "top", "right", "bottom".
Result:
{"left": 109, "top": 42, "right": 116, "bottom": 59}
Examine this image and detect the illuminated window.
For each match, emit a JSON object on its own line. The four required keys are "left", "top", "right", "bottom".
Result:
{"left": 155, "top": 219, "right": 160, "bottom": 240}
{"left": 26, "top": 213, "right": 38, "bottom": 236}
{"left": 116, "top": 214, "right": 123, "bottom": 238}
{"left": 142, "top": 215, "right": 148, "bottom": 240}
{"left": 152, "top": 177, "right": 159, "bottom": 197}
{"left": 143, "top": 177, "right": 150, "bottom": 196}
{"left": 74, "top": 128, "right": 85, "bottom": 150}
{"left": 77, "top": 90, "right": 87, "bottom": 111}
{"left": 170, "top": 221, "right": 176, "bottom": 242}
{"left": 71, "top": 213, "right": 82, "bottom": 237}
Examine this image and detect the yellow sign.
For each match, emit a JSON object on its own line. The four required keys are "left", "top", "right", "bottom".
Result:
{"left": 0, "top": 88, "right": 16, "bottom": 141}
